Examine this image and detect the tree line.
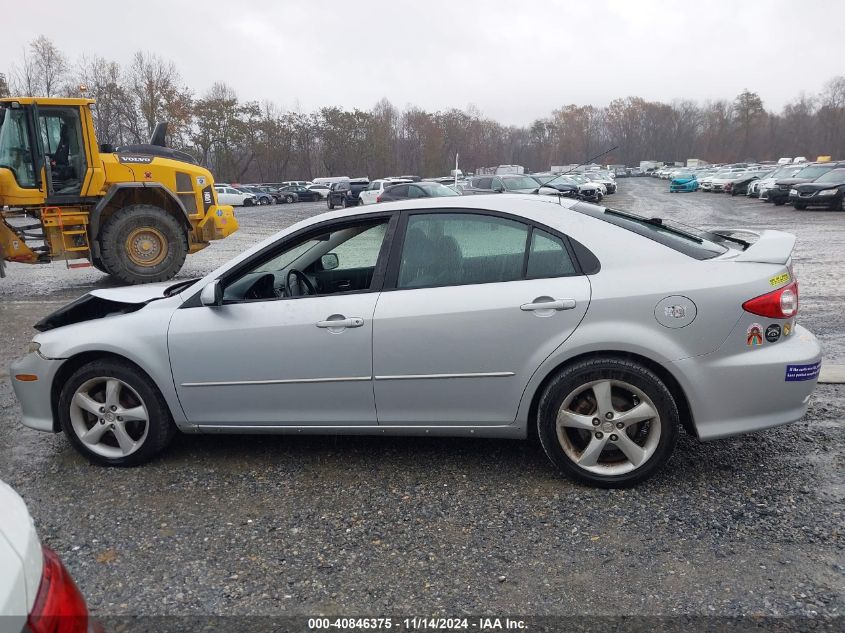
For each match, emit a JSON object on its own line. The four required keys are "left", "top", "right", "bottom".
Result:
{"left": 4, "top": 36, "right": 845, "bottom": 182}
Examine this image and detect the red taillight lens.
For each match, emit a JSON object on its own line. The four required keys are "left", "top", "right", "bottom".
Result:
{"left": 27, "top": 546, "right": 89, "bottom": 633}
{"left": 742, "top": 281, "right": 799, "bottom": 318}
{"left": 376, "top": 196, "right": 382, "bottom": 202}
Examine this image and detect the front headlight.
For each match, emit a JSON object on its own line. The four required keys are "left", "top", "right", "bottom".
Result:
{"left": 789, "top": 189, "right": 798, "bottom": 195}
{"left": 817, "top": 188, "right": 837, "bottom": 196}
{"left": 26, "top": 341, "right": 41, "bottom": 354}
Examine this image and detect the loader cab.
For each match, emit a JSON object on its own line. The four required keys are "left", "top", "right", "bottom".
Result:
{"left": 0, "top": 98, "right": 97, "bottom": 206}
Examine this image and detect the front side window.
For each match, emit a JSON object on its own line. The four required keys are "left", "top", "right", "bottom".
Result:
{"left": 223, "top": 219, "right": 390, "bottom": 302}
{"left": 0, "top": 107, "right": 36, "bottom": 188}
{"left": 398, "top": 213, "right": 529, "bottom": 289}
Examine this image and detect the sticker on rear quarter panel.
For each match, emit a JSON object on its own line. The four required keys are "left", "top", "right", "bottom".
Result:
{"left": 746, "top": 323, "right": 764, "bottom": 346}
{"left": 769, "top": 272, "right": 790, "bottom": 287}
{"left": 785, "top": 362, "right": 821, "bottom": 382}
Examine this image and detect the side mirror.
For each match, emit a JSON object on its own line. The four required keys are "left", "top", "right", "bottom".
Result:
{"left": 321, "top": 253, "right": 339, "bottom": 271}
{"left": 200, "top": 280, "right": 223, "bottom": 307}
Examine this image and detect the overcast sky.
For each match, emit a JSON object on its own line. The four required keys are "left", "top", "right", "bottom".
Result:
{"left": 2, "top": 0, "right": 843, "bottom": 125}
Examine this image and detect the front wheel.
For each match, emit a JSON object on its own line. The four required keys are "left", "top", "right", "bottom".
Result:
{"left": 99, "top": 205, "right": 188, "bottom": 285}
{"left": 793, "top": 203, "right": 807, "bottom": 210}
{"left": 537, "top": 357, "right": 679, "bottom": 488}
{"left": 58, "top": 358, "right": 176, "bottom": 467}
{"left": 327, "top": 198, "right": 334, "bottom": 210}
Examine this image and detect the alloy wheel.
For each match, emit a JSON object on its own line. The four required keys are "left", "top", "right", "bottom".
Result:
{"left": 555, "top": 379, "right": 661, "bottom": 476}
{"left": 68, "top": 377, "right": 149, "bottom": 458}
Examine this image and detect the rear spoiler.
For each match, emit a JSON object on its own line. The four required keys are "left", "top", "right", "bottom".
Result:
{"left": 713, "top": 229, "right": 796, "bottom": 264}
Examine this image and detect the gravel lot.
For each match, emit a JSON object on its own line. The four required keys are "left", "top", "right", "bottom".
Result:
{"left": 0, "top": 180, "right": 842, "bottom": 623}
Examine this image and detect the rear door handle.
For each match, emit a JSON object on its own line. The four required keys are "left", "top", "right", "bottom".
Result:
{"left": 316, "top": 316, "right": 364, "bottom": 329}
{"left": 520, "top": 298, "right": 577, "bottom": 311}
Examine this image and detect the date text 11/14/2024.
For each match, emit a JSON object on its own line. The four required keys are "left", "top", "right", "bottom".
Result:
{"left": 308, "top": 617, "right": 528, "bottom": 630}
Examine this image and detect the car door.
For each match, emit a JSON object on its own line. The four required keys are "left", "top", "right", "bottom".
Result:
{"left": 168, "top": 214, "right": 397, "bottom": 427}
{"left": 214, "top": 187, "right": 230, "bottom": 205}
{"left": 359, "top": 181, "right": 378, "bottom": 205}
{"left": 372, "top": 211, "right": 591, "bottom": 426}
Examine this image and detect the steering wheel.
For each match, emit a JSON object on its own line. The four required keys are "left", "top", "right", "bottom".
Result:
{"left": 285, "top": 269, "right": 317, "bottom": 297}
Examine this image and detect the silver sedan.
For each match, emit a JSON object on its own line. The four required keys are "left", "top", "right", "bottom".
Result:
{"left": 10, "top": 195, "right": 822, "bottom": 487}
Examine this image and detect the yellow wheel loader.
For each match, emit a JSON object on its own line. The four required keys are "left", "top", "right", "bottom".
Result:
{"left": 0, "top": 97, "right": 238, "bottom": 284}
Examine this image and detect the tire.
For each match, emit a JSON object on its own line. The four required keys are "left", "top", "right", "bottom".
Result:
{"left": 285, "top": 195, "right": 295, "bottom": 204}
{"left": 536, "top": 357, "right": 679, "bottom": 488}
{"left": 341, "top": 198, "right": 348, "bottom": 208}
{"left": 731, "top": 189, "right": 738, "bottom": 197}
{"left": 99, "top": 204, "right": 188, "bottom": 285}
{"left": 793, "top": 203, "right": 807, "bottom": 210}
{"left": 328, "top": 199, "right": 334, "bottom": 210}
{"left": 90, "top": 255, "right": 108, "bottom": 274}
{"left": 773, "top": 199, "right": 785, "bottom": 206}
{"left": 58, "top": 358, "right": 176, "bottom": 467}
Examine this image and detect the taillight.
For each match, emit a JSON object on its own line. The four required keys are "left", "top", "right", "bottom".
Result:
{"left": 376, "top": 196, "right": 382, "bottom": 203}
{"left": 742, "top": 281, "right": 799, "bottom": 318}
{"left": 27, "top": 546, "right": 89, "bottom": 633}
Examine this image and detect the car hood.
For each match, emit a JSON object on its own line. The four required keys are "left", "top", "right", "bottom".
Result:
{"left": 794, "top": 182, "right": 843, "bottom": 192}
{"left": 776, "top": 177, "right": 814, "bottom": 186}
{"left": 34, "top": 280, "right": 192, "bottom": 332}
{"left": 671, "top": 177, "right": 696, "bottom": 184}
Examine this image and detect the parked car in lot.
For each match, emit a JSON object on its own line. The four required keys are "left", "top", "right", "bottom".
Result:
{"left": 725, "top": 170, "right": 772, "bottom": 196}
{"left": 757, "top": 165, "right": 805, "bottom": 200}
{"left": 307, "top": 184, "right": 331, "bottom": 199}
{"left": 708, "top": 169, "right": 747, "bottom": 193}
{"left": 789, "top": 167, "right": 845, "bottom": 210}
{"left": 327, "top": 179, "right": 370, "bottom": 208}
{"left": 530, "top": 174, "right": 582, "bottom": 199}
{"left": 569, "top": 173, "right": 606, "bottom": 198}
{"left": 0, "top": 480, "right": 98, "bottom": 633}
{"left": 768, "top": 162, "right": 845, "bottom": 206}
{"left": 240, "top": 186, "right": 274, "bottom": 205}
{"left": 359, "top": 179, "right": 412, "bottom": 205}
{"left": 214, "top": 185, "right": 256, "bottom": 207}
{"left": 377, "top": 181, "right": 461, "bottom": 202}
{"left": 585, "top": 172, "right": 617, "bottom": 194}
{"left": 466, "top": 174, "right": 544, "bottom": 194}
{"left": 669, "top": 172, "right": 699, "bottom": 192}
{"left": 10, "top": 196, "right": 821, "bottom": 488}
{"left": 280, "top": 185, "right": 321, "bottom": 202}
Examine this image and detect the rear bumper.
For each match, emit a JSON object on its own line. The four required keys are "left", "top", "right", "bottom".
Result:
{"left": 672, "top": 324, "right": 821, "bottom": 440}
{"left": 9, "top": 352, "right": 64, "bottom": 432}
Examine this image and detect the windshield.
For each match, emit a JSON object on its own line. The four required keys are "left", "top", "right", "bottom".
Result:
{"left": 0, "top": 107, "right": 37, "bottom": 188}
{"left": 813, "top": 168, "right": 845, "bottom": 184}
{"left": 503, "top": 176, "right": 542, "bottom": 190}
{"left": 793, "top": 165, "right": 833, "bottom": 180}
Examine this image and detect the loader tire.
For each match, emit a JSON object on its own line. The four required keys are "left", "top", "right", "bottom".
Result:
{"left": 100, "top": 205, "right": 188, "bottom": 285}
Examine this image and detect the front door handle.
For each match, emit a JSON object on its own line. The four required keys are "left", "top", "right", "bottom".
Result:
{"left": 316, "top": 315, "right": 364, "bottom": 330}
{"left": 520, "top": 298, "right": 577, "bottom": 311}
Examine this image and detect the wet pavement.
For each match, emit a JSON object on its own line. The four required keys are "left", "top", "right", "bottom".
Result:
{"left": 0, "top": 180, "right": 842, "bottom": 619}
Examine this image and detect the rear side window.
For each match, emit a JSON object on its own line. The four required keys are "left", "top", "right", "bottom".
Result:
{"left": 527, "top": 229, "right": 576, "bottom": 278}
{"left": 398, "top": 213, "right": 530, "bottom": 288}
{"left": 573, "top": 204, "right": 729, "bottom": 260}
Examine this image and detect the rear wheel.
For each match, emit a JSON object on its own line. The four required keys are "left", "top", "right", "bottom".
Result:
{"left": 58, "top": 358, "right": 176, "bottom": 467}
{"left": 285, "top": 195, "right": 295, "bottom": 204}
{"left": 794, "top": 203, "right": 807, "bottom": 210}
{"left": 537, "top": 357, "right": 679, "bottom": 488}
{"left": 773, "top": 199, "right": 785, "bottom": 206}
{"left": 99, "top": 205, "right": 188, "bottom": 285}
{"left": 327, "top": 198, "right": 334, "bottom": 210}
